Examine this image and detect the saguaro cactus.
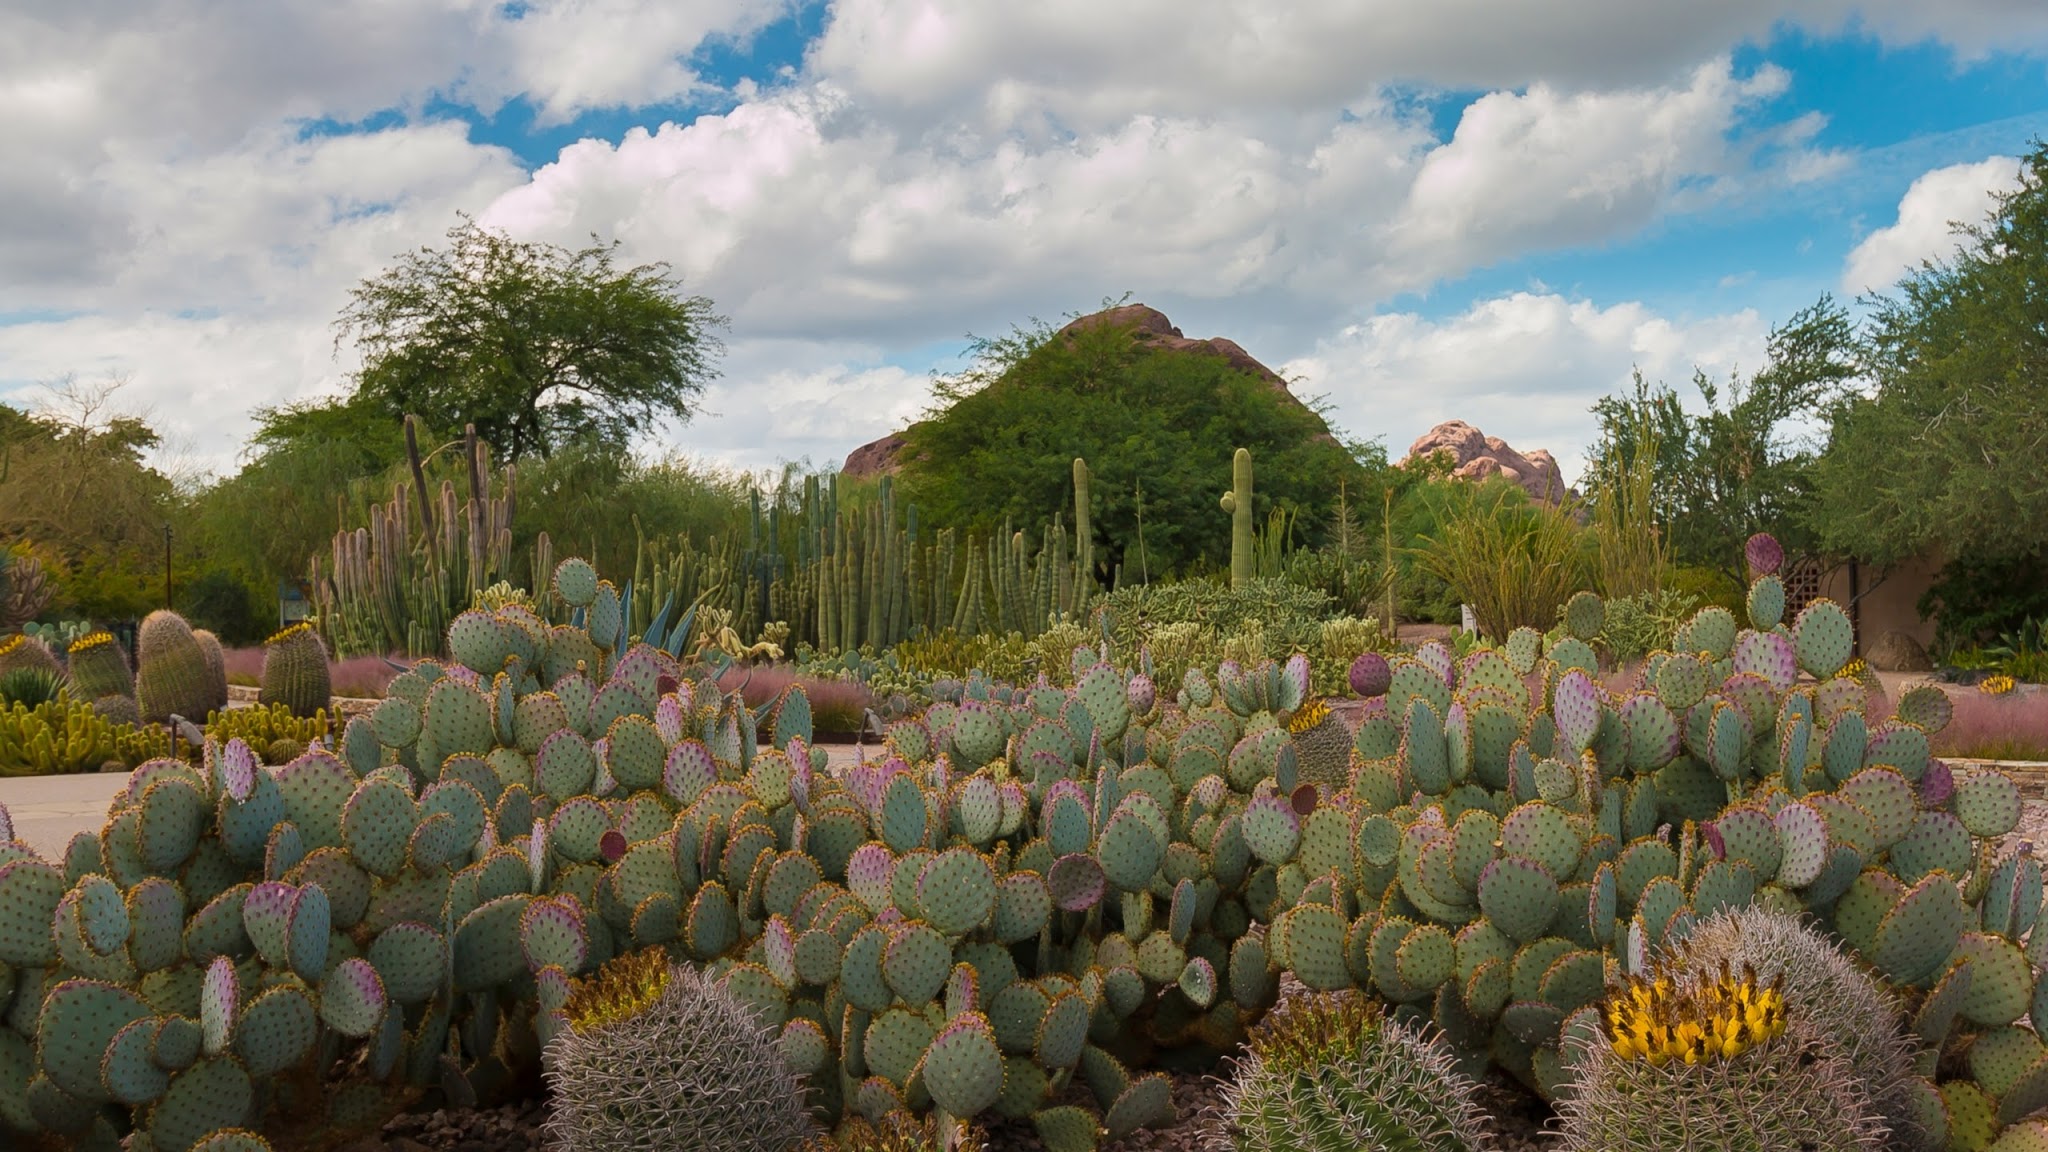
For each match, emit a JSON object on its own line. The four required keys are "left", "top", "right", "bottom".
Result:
{"left": 1220, "top": 447, "right": 1253, "bottom": 589}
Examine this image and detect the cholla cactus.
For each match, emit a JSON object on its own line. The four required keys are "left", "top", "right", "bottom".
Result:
{"left": 544, "top": 949, "right": 818, "bottom": 1152}
{"left": 1206, "top": 990, "right": 1491, "bottom": 1152}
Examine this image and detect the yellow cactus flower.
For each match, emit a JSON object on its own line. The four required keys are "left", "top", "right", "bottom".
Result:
{"left": 1287, "top": 696, "right": 1332, "bottom": 734}
{"left": 1602, "top": 959, "right": 1786, "bottom": 1066}
{"left": 563, "top": 947, "right": 672, "bottom": 1034}
{"left": 1983, "top": 674, "right": 2017, "bottom": 696}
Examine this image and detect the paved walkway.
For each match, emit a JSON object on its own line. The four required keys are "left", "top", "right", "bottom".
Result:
{"left": 0, "top": 743, "right": 878, "bottom": 864}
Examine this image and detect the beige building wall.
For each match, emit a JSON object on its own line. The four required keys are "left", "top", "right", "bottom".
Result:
{"left": 1814, "top": 553, "right": 1943, "bottom": 655}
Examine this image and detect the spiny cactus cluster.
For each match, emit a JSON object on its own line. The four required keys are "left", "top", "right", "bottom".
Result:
{"left": 1, "top": 541, "right": 2041, "bottom": 1150}
{"left": 545, "top": 949, "right": 818, "bottom": 1152}
{"left": 0, "top": 556, "right": 1298, "bottom": 1149}
{"left": 1248, "top": 535, "right": 2045, "bottom": 1143}
{"left": 1206, "top": 988, "right": 1492, "bottom": 1152}
{"left": 1557, "top": 908, "right": 1892, "bottom": 1151}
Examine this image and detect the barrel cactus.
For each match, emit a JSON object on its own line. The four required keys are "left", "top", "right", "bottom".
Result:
{"left": 257, "top": 622, "right": 331, "bottom": 719}
{"left": 1668, "top": 906, "right": 1925, "bottom": 1146}
{"left": 1207, "top": 989, "right": 1491, "bottom": 1152}
{"left": 1556, "top": 950, "right": 1887, "bottom": 1151}
{"left": 135, "top": 610, "right": 214, "bottom": 724}
{"left": 0, "top": 632, "right": 61, "bottom": 679}
{"left": 66, "top": 630, "right": 135, "bottom": 700}
{"left": 194, "top": 628, "right": 230, "bottom": 714}
{"left": 543, "top": 949, "right": 818, "bottom": 1152}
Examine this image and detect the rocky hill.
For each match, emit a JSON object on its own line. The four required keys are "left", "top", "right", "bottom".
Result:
{"left": 841, "top": 304, "right": 1336, "bottom": 477}
{"left": 1405, "top": 420, "right": 1573, "bottom": 504}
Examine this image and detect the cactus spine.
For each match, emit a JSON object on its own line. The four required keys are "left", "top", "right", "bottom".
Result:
{"left": 134, "top": 610, "right": 213, "bottom": 724}
{"left": 1222, "top": 447, "right": 1253, "bottom": 589}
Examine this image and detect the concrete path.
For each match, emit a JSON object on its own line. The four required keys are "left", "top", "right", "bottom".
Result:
{"left": 1, "top": 770, "right": 126, "bottom": 862}
{"left": 0, "top": 743, "right": 879, "bottom": 864}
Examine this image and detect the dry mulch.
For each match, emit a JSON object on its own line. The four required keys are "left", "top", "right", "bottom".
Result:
{"left": 353, "top": 1068, "right": 1555, "bottom": 1152}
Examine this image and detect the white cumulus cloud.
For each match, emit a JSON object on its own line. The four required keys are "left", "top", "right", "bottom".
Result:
{"left": 1282, "top": 292, "right": 1769, "bottom": 484}
{"left": 1841, "top": 155, "right": 2023, "bottom": 295}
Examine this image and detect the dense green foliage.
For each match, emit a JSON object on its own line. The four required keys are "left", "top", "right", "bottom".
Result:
{"left": 898, "top": 307, "right": 1382, "bottom": 583}
{"left": 1813, "top": 145, "right": 2048, "bottom": 570}
{"left": 1586, "top": 298, "right": 1857, "bottom": 595}
{"left": 334, "top": 217, "right": 727, "bottom": 461}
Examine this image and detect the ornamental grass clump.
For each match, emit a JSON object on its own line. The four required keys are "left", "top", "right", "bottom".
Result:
{"left": 544, "top": 949, "right": 818, "bottom": 1152}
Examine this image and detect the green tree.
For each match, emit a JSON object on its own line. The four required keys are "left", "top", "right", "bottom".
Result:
{"left": 183, "top": 395, "right": 420, "bottom": 597}
{"left": 334, "top": 217, "right": 727, "bottom": 460}
{"left": 1813, "top": 143, "right": 2048, "bottom": 568}
{"left": 1813, "top": 140, "right": 2048, "bottom": 644}
{"left": 1587, "top": 296, "right": 1858, "bottom": 594}
{"left": 0, "top": 377, "right": 181, "bottom": 621}
{"left": 897, "top": 306, "right": 1378, "bottom": 581}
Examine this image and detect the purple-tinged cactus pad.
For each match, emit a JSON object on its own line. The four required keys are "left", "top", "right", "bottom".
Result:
{"left": 318, "top": 956, "right": 388, "bottom": 1038}
{"left": 1048, "top": 853, "right": 1107, "bottom": 912}
{"left": 216, "top": 740, "right": 257, "bottom": 804}
{"left": 200, "top": 957, "right": 237, "bottom": 1058}
{"left": 1733, "top": 630, "right": 1798, "bottom": 691}
{"left": 1746, "top": 532, "right": 1784, "bottom": 578}
{"left": 518, "top": 897, "right": 588, "bottom": 974}
{"left": 1349, "top": 652, "right": 1393, "bottom": 698}
{"left": 1552, "top": 670, "right": 1601, "bottom": 755}
{"left": 1921, "top": 759, "right": 1957, "bottom": 808}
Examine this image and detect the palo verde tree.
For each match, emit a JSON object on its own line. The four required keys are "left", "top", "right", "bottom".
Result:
{"left": 334, "top": 216, "right": 727, "bottom": 460}
{"left": 1586, "top": 296, "right": 1859, "bottom": 594}
{"left": 1812, "top": 139, "right": 2048, "bottom": 642}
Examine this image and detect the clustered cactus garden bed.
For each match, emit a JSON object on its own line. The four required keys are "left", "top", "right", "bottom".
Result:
{"left": 1, "top": 537, "right": 2047, "bottom": 1152}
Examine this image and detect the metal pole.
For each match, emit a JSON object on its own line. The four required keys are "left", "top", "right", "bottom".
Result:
{"left": 163, "top": 524, "right": 173, "bottom": 609}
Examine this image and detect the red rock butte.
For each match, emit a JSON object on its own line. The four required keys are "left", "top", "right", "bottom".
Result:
{"left": 840, "top": 304, "right": 1334, "bottom": 478}
{"left": 1404, "top": 420, "right": 1574, "bottom": 505}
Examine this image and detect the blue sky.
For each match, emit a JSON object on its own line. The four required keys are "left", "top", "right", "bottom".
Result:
{"left": 1, "top": 0, "right": 2043, "bottom": 482}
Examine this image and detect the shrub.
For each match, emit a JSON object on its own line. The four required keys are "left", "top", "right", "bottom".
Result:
{"left": 1415, "top": 478, "right": 1591, "bottom": 641}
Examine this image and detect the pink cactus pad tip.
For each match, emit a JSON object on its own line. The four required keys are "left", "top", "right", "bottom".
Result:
{"left": 1746, "top": 532, "right": 1784, "bottom": 578}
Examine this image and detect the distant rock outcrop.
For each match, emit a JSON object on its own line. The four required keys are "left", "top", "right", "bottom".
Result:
{"left": 1405, "top": 420, "right": 1573, "bottom": 505}
{"left": 841, "top": 304, "right": 1333, "bottom": 478}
